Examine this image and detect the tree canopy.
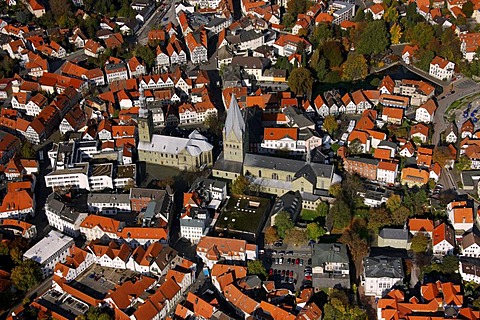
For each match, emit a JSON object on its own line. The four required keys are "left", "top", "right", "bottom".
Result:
{"left": 323, "top": 115, "right": 339, "bottom": 135}
{"left": 411, "top": 233, "right": 430, "bottom": 253}
{"left": 264, "top": 226, "right": 280, "bottom": 244}
{"left": 231, "top": 175, "right": 250, "bottom": 195}
{"left": 288, "top": 67, "right": 314, "bottom": 97}
{"left": 247, "top": 260, "right": 268, "bottom": 280}
{"left": 11, "top": 260, "right": 43, "bottom": 291}
{"left": 342, "top": 53, "right": 368, "bottom": 81}
{"left": 356, "top": 20, "right": 389, "bottom": 56}
{"left": 274, "top": 211, "right": 295, "bottom": 238}
{"left": 306, "top": 222, "right": 326, "bottom": 240}
{"left": 285, "top": 228, "right": 308, "bottom": 246}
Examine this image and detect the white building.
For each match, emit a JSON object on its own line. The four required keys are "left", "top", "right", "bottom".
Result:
{"left": 376, "top": 161, "right": 398, "bottom": 185}
{"left": 432, "top": 223, "right": 455, "bottom": 256}
{"left": 459, "top": 259, "right": 480, "bottom": 284}
{"left": 105, "top": 63, "right": 129, "bottom": 84}
{"left": 415, "top": 100, "right": 437, "bottom": 124}
{"left": 362, "top": 256, "right": 404, "bottom": 297}
{"left": 462, "top": 232, "right": 480, "bottom": 258}
{"left": 196, "top": 236, "right": 257, "bottom": 269}
{"left": 23, "top": 230, "right": 74, "bottom": 278}
{"left": 45, "top": 163, "right": 90, "bottom": 190}
{"left": 87, "top": 193, "right": 131, "bottom": 215}
{"left": 447, "top": 201, "right": 474, "bottom": 234}
{"left": 53, "top": 246, "right": 95, "bottom": 282}
{"left": 89, "top": 163, "right": 114, "bottom": 191}
{"left": 45, "top": 193, "right": 88, "bottom": 238}
{"left": 180, "top": 214, "right": 208, "bottom": 244}
{"left": 429, "top": 56, "right": 455, "bottom": 81}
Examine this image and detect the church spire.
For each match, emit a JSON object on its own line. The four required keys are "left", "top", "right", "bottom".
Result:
{"left": 224, "top": 93, "right": 245, "bottom": 140}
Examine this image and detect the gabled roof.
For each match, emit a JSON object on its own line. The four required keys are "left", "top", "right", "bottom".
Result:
{"left": 408, "top": 218, "right": 434, "bottom": 233}
{"left": 433, "top": 223, "right": 455, "bottom": 246}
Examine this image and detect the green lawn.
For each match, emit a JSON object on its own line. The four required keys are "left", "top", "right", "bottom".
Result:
{"left": 301, "top": 209, "right": 320, "bottom": 221}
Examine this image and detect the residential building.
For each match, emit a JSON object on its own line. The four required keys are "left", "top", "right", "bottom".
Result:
{"left": 415, "top": 99, "right": 437, "bottom": 124}
{"left": 0, "top": 219, "right": 37, "bottom": 239}
{"left": 377, "top": 161, "right": 398, "bottom": 185}
{"left": 378, "top": 228, "right": 410, "bottom": 250}
{"left": 343, "top": 157, "right": 379, "bottom": 180}
{"left": 462, "top": 232, "right": 480, "bottom": 257}
{"left": 311, "top": 243, "right": 350, "bottom": 289}
{"left": 362, "top": 256, "right": 404, "bottom": 297}
{"left": 23, "top": 230, "right": 74, "bottom": 278}
{"left": 394, "top": 79, "right": 435, "bottom": 107}
{"left": 429, "top": 56, "right": 455, "bottom": 81}
{"left": 408, "top": 218, "right": 434, "bottom": 237}
{"left": 447, "top": 200, "right": 474, "bottom": 233}
{"left": 105, "top": 63, "right": 129, "bottom": 84}
{"left": 432, "top": 223, "right": 455, "bottom": 255}
{"left": 196, "top": 236, "right": 257, "bottom": 268}
{"left": 45, "top": 193, "right": 88, "bottom": 238}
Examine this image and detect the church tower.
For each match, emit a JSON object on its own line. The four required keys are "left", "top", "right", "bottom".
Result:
{"left": 223, "top": 94, "right": 246, "bottom": 163}
{"left": 137, "top": 86, "right": 153, "bottom": 143}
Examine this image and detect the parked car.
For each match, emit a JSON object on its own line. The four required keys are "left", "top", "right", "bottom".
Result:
{"left": 295, "top": 258, "right": 300, "bottom": 265}
{"left": 300, "top": 259, "right": 304, "bottom": 266}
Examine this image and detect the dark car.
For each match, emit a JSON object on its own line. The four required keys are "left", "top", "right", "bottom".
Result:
{"left": 290, "top": 270, "right": 294, "bottom": 277}
{"left": 307, "top": 258, "right": 312, "bottom": 265}
{"left": 281, "top": 270, "right": 285, "bottom": 276}
{"left": 287, "top": 258, "right": 291, "bottom": 265}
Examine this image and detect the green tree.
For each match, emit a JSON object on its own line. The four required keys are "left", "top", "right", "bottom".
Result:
{"left": 15, "top": 10, "right": 32, "bottom": 24}
{"left": 463, "top": 0, "right": 474, "bottom": 17}
{"left": 327, "top": 198, "right": 352, "bottom": 231}
{"left": 20, "top": 142, "right": 35, "bottom": 159}
{"left": 354, "top": 9, "right": 365, "bottom": 21}
{"left": 310, "top": 49, "right": 328, "bottom": 81}
{"left": 390, "top": 23, "right": 402, "bottom": 45}
{"left": 285, "top": 228, "right": 308, "bottom": 246}
{"left": 348, "top": 138, "right": 363, "bottom": 154}
{"left": 306, "top": 222, "right": 325, "bottom": 240}
{"left": 11, "top": 260, "right": 43, "bottom": 291}
{"left": 134, "top": 46, "right": 155, "bottom": 70}
{"left": 323, "top": 115, "right": 339, "bottom": 135}
{"left": 283, "top": 0, "right": 309, "bottom": 27}
{"left": 310, "top": 23, "right": 333, "bottom": 48}
{"left": 322, "top": 41, "right": 344, "bottom": 68}
{"left": 288, "top": 67, "right": 314, "bottom": 97}
{"left": 357, "top": 20, "right": 389, "bottom": 56}
{"left": 316, "top": 202, "right": 329, "bottom": 217}
{"left": 367, "top": 207, "right": 390, "bottom": 233}
{"left": 415, "top": 49, "right": 435, "bottom": 71}
{"left": 342, "top": 53, "right": 368, "bottom": 81}
{"left": 0, "top": 241, "right": 9, "bottom": 256}
{"left": 0, "top": 56, "right": 17, "bottom": 78}
{"left": 403, "top": 189, "right": 428, "bottom": 215}
{"left": 386, "top": 194, "right": 401, "bottom": 213}
{"left": 49, "top": 0, "right": 73, "bottom": 18}
{"left": 275, "top": 211, "right": 295, "bottom": 238}
{"left": 455, "top": 155, "right": 472, "bottom": 171}
{"left": 247, "top": 260, "right": 267, "bottom": 280}
{"left": 411, "top": 233, "right": 429, "bottom": 253}
{"left": 264, "top": 226, "right": 280, "bottom": 244}
{"left": 442, "top": 255, "right": 459, "bottom": 273}
{"left": 340, "top": 228, "right": 369, "bottom": 262}
{"left": 433, "top": 146, "right": 454, "bottom": 167}
{"left": 231, "top": 175, "right": 250, "bottom": 195}
{"left": 407, "top": 22, "right": 435, "bottom": 48}
{"left": 384, "top": 6, "right": 399, "bottom": 23}
{"left": 329, "top": 183, "right": 342, "bottom": 198}
{"left": 323, "top": 297, "right": 368, "bottom": 320}
{"left": 10, "top": 247, "right": 23, "bottom": 265}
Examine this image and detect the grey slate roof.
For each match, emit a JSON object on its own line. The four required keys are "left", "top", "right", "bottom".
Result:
{"left": 180, "top": 218, "right": 205, "bottom": 228}
{"left": 311, "top": 243, "right": 349, "bottom": 265}
{"left": 379, "top": 228, "right": 409, "bottom": 240}
{"left": 378, "top": 140, "right": 397, "bottom": 150}
{"left": 87, "top": 193, "right": 131, "bottom": 204}
{"left": 224, "top": 93, "right": 245, "bottom": 141}
{"left": 363, "top": 256, "right": 404, "bottom": 278}
{"left": 461, "top": 170, "right": 480, "bottom": 189}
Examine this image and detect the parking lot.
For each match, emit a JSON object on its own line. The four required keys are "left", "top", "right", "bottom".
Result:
{"left": 266, "top": 249, "right": 313, "bottom": 292}
{"left": 71, "top": 265, "right": 137, "bottom": 299}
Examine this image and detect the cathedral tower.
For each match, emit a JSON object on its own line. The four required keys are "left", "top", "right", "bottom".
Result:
{"left": 223, "top": 94, "right": 246, "bottom": 163}
{"left": 137, "top": 86, "right": 153, "bottom": 143}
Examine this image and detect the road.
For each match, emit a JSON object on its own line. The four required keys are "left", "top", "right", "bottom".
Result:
{"left": 432, "top": 78, "right": 480, "bottom": 146}
{"left": 135, "top": 0, "right": 178, "bottom": 46}
{"left": 6, "top": 276, "right": 52, "bottom": 318}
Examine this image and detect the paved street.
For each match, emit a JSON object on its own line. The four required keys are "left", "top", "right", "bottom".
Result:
{"left": 7, "top": 276, "right": 52, "bottom": 318}
{"left": 432, "top": 78, "right": 480, "bottom": 146}
{"left": 136, "top": 0, "right": 178, "bottom": 46}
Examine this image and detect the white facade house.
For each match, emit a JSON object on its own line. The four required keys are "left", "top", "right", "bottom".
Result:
{"left": 45, "top": 163, "right": 90, "bottom": 190}
{"left": 23, "top": 230, "right": 74, "bottom": 278}
{"left": 196, "top": 236, "right": 257, "bottom": 269}
{"left": 89, "top": 163, "right": 114, "bottom": 191}
{"left": 459, "top": 260, "right": 480, "bottom": 284}
{"left": 447, "top": 201, "right": 474, "bottom": 233}
{"left": 432, "top": 223, "right": 455, "bottom": 256}
{"left": 462, "top": 232, "right": 480, "bottom": 258}
{"left": 429, "top": 56, "right": 455, "bottom": 81}
{"left": 376, "top": 162, "right": 398, "bottom": 185}
{"left": 105, "top": 63, "right": 129, "bottom": 84}
{"left": 180, "top": 216, "right": 207, "bottom": 244}
{"left": 362, "top": 256, "right": 404, "bottom": 297}
{"left": 415, "top": 100, "right": 437, "bottom": 124}
{"left": 53, "top": 246, "right": 95, "bottom": 283}
{"left": 45, "top": 193, "right": 88, "bottom": 238}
